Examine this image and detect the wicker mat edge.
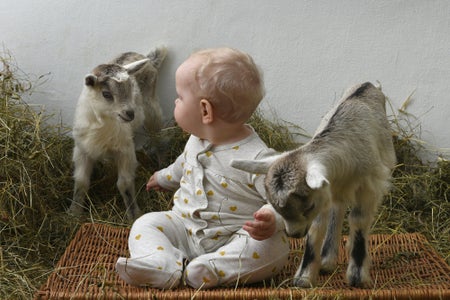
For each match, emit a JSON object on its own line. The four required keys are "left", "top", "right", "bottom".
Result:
{"left": 35, "top": 223, "right": 450, "bottom": 299}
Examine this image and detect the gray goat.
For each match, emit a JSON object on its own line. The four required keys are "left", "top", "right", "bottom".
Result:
{"left": 69, "top": 46, "right": 167, "bottom": 221}
{"left": 232, "top": 82, "right": 396, "bottom": 287}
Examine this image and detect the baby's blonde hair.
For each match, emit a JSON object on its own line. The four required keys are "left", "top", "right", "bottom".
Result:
{"left": 192, "top": 47, "right": 265, "bottom": 123}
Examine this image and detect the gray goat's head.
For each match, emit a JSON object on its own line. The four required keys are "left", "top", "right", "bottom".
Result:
{"left": 231, "top": 151, "right": 330, "bottom": 238}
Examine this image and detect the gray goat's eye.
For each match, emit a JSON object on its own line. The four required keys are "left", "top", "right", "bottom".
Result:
{"left": 303, "top": 203, "right": 315, "bottom": 216}
{"left": 102, "top": 91, "right": 113, "bottom": 101}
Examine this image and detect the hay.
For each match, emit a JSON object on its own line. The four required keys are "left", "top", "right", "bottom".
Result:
{"left": 1, "top": 52, "right": 76, "bottom": 298}
{"left": 376, "top": 104, "right": 450, "bottom": 262}
{"left": 1, "top": 51, "right": 449, "bottom": 299}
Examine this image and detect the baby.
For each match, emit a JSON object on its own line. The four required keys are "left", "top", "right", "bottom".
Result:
{"left": 116, "top": 47, "right": 289, "bottom": 289}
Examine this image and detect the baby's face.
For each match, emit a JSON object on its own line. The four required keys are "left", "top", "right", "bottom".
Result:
{"left": 174, "top": 56, "right": 204, "bottom": 136}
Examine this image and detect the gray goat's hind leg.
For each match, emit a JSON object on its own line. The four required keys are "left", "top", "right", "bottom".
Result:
{"left": 346, "top": 204, "right": 376, "bottom": 287}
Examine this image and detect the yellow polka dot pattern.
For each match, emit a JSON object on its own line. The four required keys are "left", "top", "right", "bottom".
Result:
{"left": 127, "top": 137, "right": 291, "bottom": 289}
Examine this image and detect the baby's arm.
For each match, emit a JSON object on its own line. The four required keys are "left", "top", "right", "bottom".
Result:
{"left": 146, "top": 151, "right": 186, "bottom": 192}
{"left": 146, "top": 172, "right": 166, "bottom": 191}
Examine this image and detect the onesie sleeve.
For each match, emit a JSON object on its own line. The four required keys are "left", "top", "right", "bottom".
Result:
{"left": 155, "top": 152, "right": 185, "bottom": 191}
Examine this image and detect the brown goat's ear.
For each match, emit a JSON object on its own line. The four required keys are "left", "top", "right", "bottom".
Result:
{"left": 85, "top": 74, "right": 97, "bottom": 87}
{"left": 147, "top": 46, "right": 167, "bottom": 69}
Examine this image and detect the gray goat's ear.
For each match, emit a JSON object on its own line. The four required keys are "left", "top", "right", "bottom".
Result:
{"left": 123, "top": 58, "right": 150, "bottom": 75}
{"left": 231, "top": 153, "right": 283, "bottom": 174}
{"left": 85, "top": 74, "right": 97, "bottom": 87}
{"left": 305, "top": 161, "right": 329, "bottom": 189}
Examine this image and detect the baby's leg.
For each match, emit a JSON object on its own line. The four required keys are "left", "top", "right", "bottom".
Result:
{"left": 184, "top": 229, "right": 290, "bottom": 289}
{"left": 116, "top": 211, "right": 188, "bottom": 289}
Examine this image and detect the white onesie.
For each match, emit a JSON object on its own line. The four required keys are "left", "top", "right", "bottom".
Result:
{"left": 116, "top": 126, "right": 290, "bottom": 289}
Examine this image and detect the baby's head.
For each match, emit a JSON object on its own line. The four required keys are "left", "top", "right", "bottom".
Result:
{"left": 189, "top": 47, "right": 265, "bottom": 124}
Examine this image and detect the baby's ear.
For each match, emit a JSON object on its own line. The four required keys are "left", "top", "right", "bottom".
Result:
{"left": 200, "top": 99, "right": 213, "bottom": 124}
{"left": 231, "top": 153, "right": 283, "bottom": 174}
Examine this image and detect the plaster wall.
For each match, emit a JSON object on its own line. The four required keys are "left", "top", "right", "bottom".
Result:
{"left": 1, "top": 0, "right": 449, "bottom": 158}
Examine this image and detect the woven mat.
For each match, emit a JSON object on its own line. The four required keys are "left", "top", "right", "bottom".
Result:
{"left": 35, "top": 223, "right": 450, "bottom": 299}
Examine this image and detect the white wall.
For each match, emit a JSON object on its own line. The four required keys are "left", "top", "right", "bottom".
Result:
{"left": 1, "top": 0, "right": 449, "bottom": 159}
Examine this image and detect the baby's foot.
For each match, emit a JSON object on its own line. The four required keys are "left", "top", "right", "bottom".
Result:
{"left": 115, "top": 257, "right": 181, "bottom": 289}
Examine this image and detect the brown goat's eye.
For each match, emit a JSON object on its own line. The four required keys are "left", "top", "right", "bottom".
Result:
{"left": 102, "top": 91, "right": 113, "bottom": 101}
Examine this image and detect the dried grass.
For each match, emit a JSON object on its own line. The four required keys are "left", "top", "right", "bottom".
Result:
{"left": 375, "top": 102, "right": 450, "bottom": 262}
{"left": 0, "top": 52, "right": 449, "bottom": 299}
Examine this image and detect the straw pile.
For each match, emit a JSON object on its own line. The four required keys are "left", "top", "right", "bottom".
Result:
{"left": 1, "top": 52, "right": 448, "bottom": 299}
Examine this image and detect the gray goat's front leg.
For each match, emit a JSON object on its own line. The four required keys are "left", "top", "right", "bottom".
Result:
{"left": 117, "top": 152, "right": 141, "bottom": 221}
{"left": 293, "top": 210, "right": 329, "bottom": 287}
{"left": 69, "top": 147, "right": 94, "bottom": 216}
{"left": 320, "top": 203, "right": 346, "bottom": 273}
{"left": 346, "top": 199, "right": 377, "bottom": 287}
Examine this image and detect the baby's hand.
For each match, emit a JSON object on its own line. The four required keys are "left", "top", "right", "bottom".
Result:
{"left": 243, "top": 207, "right": 276, "bottom": 241}
{"left": 146, "top": 172, "right": 166, "bottom": 192}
